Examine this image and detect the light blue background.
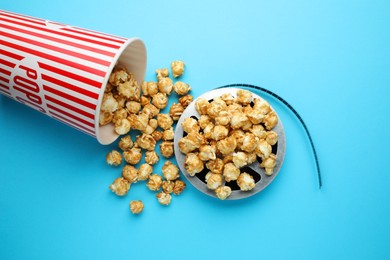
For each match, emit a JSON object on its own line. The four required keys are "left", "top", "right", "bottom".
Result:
{"left": 1, "top": 0, "right": 389, "bottom": 259}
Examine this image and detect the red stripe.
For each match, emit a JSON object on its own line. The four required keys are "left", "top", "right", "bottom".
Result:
{"left": 39, "top": 62, "right": 102, "bottom": 89}
{"left": 0, "top": 23, "right": 116, "bottom": 58}
{"left": 0, "top": 67, "right": 11, "bottom": 76}
{"left": 0, "top": 39, "right": 106, "bottom": 77}
{"left": 43, "top": 84, "right": 96, "bottom": 110}
{"left": 0, "top": 88, "right": 12, "bottom": 97}
{"left": 0, "top": 48, "right": 24, "bottom": 61}
{"left": 0, "top": 11, "right": 46, "bottom": 25}
{"left": 0, "top": 58, "right": 16, "bottom": 68}
{"left": 0, "top": 17, "right": 122, "bottom": 49}
{"left": 0, "top": 82, "right": 10, "bottom": 90}
{"left": 0, "top": 75, "right": 9, "bottom": 83}
{"left": 50, "top": 111, "right": 95, "bottom": 136}
{"left": 41, "top": 73, "right": 99, "bottom": 99}
{"left": 72, "top": 26, "right": 127, "bottom": 41}
{"left": 45, "top": 95, "right": 95, "bottom": 121}
{"left": 61, "top": 27, "right": 125, "bottom": 44}
{"left": 0, "top": 30, "right": 111, "bottom": 67}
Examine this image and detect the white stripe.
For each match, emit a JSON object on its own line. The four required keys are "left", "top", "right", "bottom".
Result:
{"left": 49, "top": 112, "right": 95, "bottom": 135}
{"left": 0, "top": 14, "right": 124, "bottom": 47}
{"left": 0, "top": 44, "right": 106, "bottom": 84}
{"left": 0, "top": 22, "right": 117, "bottom": 61}
{"left": 42, "top": 80, "right": 98, "bottom": 106}
{"left": 43, "top": 85, "right": 96, "bottom": 115}
{"left": 46, "top": 99, "right": 95, "bottom": 125}
{"left": 0, "top": 53, "right": 21, "bottom": 64}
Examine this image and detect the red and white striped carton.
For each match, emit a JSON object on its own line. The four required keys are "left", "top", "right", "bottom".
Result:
{"left": 0, "top": 10, "right": 146, "bottom": 144}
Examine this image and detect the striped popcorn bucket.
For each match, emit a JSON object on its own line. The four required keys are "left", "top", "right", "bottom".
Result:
{"left": 0, "top": 10, "right": 146, "bottom": 144}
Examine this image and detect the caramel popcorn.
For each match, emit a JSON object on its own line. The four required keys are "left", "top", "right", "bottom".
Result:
{"left": 230, "top": 111, "right": 250, "bottom": 130}
{"left": 122, "top": 164, "right": 138, "bottom": 183}
{"left": 223, "top": 162, "right": 240, "bottom": 182}
{"left": 125, "top": 101, "right": 141, "bottom": 114}
{"left": 247, "top": 152, "right": 257, "bottom": 165}
{"left": 171, "top": 60, "right": 185, "bottom": 78}
{"left": 266, "top": 131, "right": 278, "bottom": 146}
{"left": 152, "top": 92, "right": 168, "bottom": 109}
{"left": 205, "top": 158, "right": 224, "bottom": 174}
{"left": 237, "top": 172, "right": 255, "bottom": 191}
{"left": 178, "top": 94, "right": 193, "bottom": 108}
{"left": 220, "top": 93, "right": 235, "bottom": 105}
{"left": 106, "top": 150, "right": 122, "bottom": 166}
{"left": 114, "top": 118, "right": 131, "bottom": 135}
{"left": 245, "top": 106, "right": 265, "bottom": 125}
{"left": 217, "top": 136, "right": 237, "bottom": 155}
{"left": 256, "top": 139, "right": 272, "bottom": 159}
{"left": 142, "top": 103, "right": 160, "bottom": 119}
{"left": 123, "top": 147, "right": 142, "bottom": 165}
{"left": 118, "top": 79, "right": 140, "bottom": 100}
{"left": 157, "top": 114, "right": 173, "bottom": 130}
{"left": 215, "top": 186, "right": 232, "bottom": 200}
{"left": 162, "top": 180, "right": 175, "bottom": 194}
{"left": 253, "top": 98, "right": 271, "bottom": 115}
{"left": 99, "top": 111, "right": 113, "bottom": 126}
{"left": 156, "top": 68, "right": 169, "bottom": 78}
{"left": 146, "top": 174, "right": 163, "bottom": 191}
{"left": 128, "top": 112, "right": 149, "bottom": 132}
{"left": 163, "top": 127, "right": 174, "bottom": 141}
{"left": 205, "top": 172, "right": 223, "bottom": 190}
{"left": 151, "top": 130, "right": 163, "bottom": 141}
{"left": 156, "top": 192, "right": 172, "bottom": 205}
{"left": 145, "top": 151, "right": 160, "bottom": 165}
{"left": 160, "top": 141, "right": 174, "bottom": 158}
{"left": 198, "top": 145, "right": 217, "bottom": 161}
{"left": 236, "top": 89, "right": 253, "bottom": 105}
{"left": 173, "top": 81, "right": 191, "bottom": 95}
{"left": 211, "top": 125, "right": 229, "bottom": 141}
{"left": 184, "top": 153, "right": 204, "bottom": 176}
{"left": 260, "top": 153, "right": 277, "bottom": 175}
{"left": 207, "top": 98, "right": 227, "bottom": 119}
{"left": 101, "top": 93, "right": 119, "bottom": 113}
{"left": 198, "top": 115, "right": 211, "bottom": 129}
{"left": 173, "top": 180, "right": 186, "bottom": 195}
{"left": 109, "top": 177, "right": 130, "bottom": 196}
{"left": 138, "top": 163, "right": 153, "bottom": 181}
{"left": 169, "top": 103, "right": 184, "bottom": 121}
{"left": 141, "top": 81, "right": 159, "bottom": 96}
{"left": 181, "top": 117, "right": 200, "bottom": 134}
{"left": 130, "top": 200, "right": 144, "bottom": 214}
{"left": 109, "top": 67, "right": 129, "bottom": 86}
{"left": 162, "top": 161, "right": 180, "bottom": 181}
{"left": 136, "top": 133, "right": 156, "bottom": 151}
{"left": 158, "top": 77, "right": 173, "bottom": 94}
{"left": 114, "top": 93, "right": 127, "bottom": 108}
{"left": 241, "top": 133, "right": 259, "bottom": 153}
{"left": 232, "top": 151, "right": 248, "bottom": 168}
{"left": 195, "top": 97, "right": 209, "bottom": 115}
{"left": 140, "top": 95, "right": 151, "bottom": 107}
{"left": 215, "top": 110, "right": 231, "bottom": 126}
{"left": 249, "top": 124, "right": 267, "bottom": 139}
{"left": 263, "top": 111, "right": 278, "bottom": 130}
{"left": 178, "top": 136, "right": 197, "bottom": 154}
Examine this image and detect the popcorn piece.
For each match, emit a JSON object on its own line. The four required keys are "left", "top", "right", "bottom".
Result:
{"left": 230, "top": 111, "right": 250, "bottom": 130}
{"left": 105, "top": 82, "right": 114, "bottom": 93}
{"left": 152, "top": 130, "right": 163, "bottom": 141}
{"left": 136, "top": 133, "right": 156, "bottom": 151}
{"left": 173, "top": 180, "right": 186, "bottom": 195}
{"left": 266, "top": 131, "right": 278, "bottom": 146}
{"left": 247, "top": 152, "right": 257, "bottom": 165}
{"left": 260, "top": 153, "right": 277, "bottom": 175}
{"left": 256, "top": 139, "right": 272, "bottom": 159}
{"left": 152, "top": 92, "right": 168, "bottom": 109}
{"left": 160, "top": 141, "right": 174, "bottom": 158}
{"left": 99, "top": 111, "right": 113, "bottom": 126}
{"left": 109, "top": 67, "right": 129, "bottom": 86}
{"left": 130, "top": 200, "right": 144, "bottom": 214}
{"left": 215, "top": 110, "right": 231, "bottom": 126}
{"left": 171, "top": 60, "right": 185, "bottom": 78}
{"left": 263, "top": 111, "right": 278, "bottom": 130}
{"left": 114, "top": 93, "right": 127, "bottom": 109}
{"left": 162, "top": 180, "right": 175, "bottom": 194}
{"left": 173, "top": 81, "right": 191, "bottom": 95}
{"left": 223, "top": 162, "right": 240, "bottom": 182}
{"left": 138, "top": 163, "right": 153, "bottom": 181}
{"left": 142, "top": 103, "right": 160, "bottom": 119}
{"left": 215, "top": 186, "right": 232, "bottom": 200}
{"left": 203, "top": 123, "right": 214, "bottom": 139}
{"left": 123, "top": 147, "right": 142, "bottom": 165}
{"left": 205, "top": 158, "right": 224, "bottom": 174}
{"left": 112, "top": 108, "right": 128, "bottom": 124}
{"left": 220, "top": 93, "right": 235, "bottom": 105}
{"left": 211, "top": 125, "right": 229, "bottom": 141}
{"left": 207, "top": 98, "right": 227, "bottom": 119}
{"left": 156, "top": 192, "right": 172, "bottom": 205}
{"left": 236, "top": 89, "right": 253, "bottom": 105}
{"left": 145, "top": 151, "right": 160, "bottom": 165}
{"left": 162, "top": 161, "right": 180, "bottom": 181}
{"left": 109, "top": 177, "right": 130, "bottom": 196}
{"left": 249, "top": 124, "right": 267, "bottom": 139}
{"left": 178, "top": 136, "right": 197, "bottom": 154}
{"left": 253, "top": 98, "right": 271, "bottom": 115}
{"left": 157, "top": 77, "right": 173, "bottom": 94}
{"left": 101, "top": 93, "right": 119, "bottom": 113}
{"left": 156, "top": 68, "right": 169, "bottom": 79}
{"left": 140, "top": 95, "right": 151, "bottom": 107}
{"left": 217, "top": 136, "right": 237, "bottom": 155}
{"left": 181, "top": 117, "right": 200, "bottom": 134}
{"left": 186, "top": 131, "right": 206, "bottom": 147}
{"left": 106, "top": 150, "right": 122, "bottom": 166}
{"left": 205, "top": 172, "right": 223, "bottom": 190}
{"left": 146, "top": 174, "right": 163, "bottom": 191}
{"left": 241, "top": 133, "right": 259, "bottom": 153}
{"left": 122, "top": 165, "right": 138, "bottom": 183}
{"left": 114, "top": 118, "right": 131, "bottom": 135}
{"left": 169, "top": 103, "right": 184, "bottom": 121}
{"left": 141, "top": 81, "right": 159, "bottom": 96}
{"left": 232, "top": 152, "right": 248, "bottom": 168}
{"left": 118, "top": 79, "right": 140, "bottom": 100}
{"left": 163, "top": 127, "right": 174, "bottom": 141}
{"left": 178, "top": 94, "right": 193, "bottom": 108}
{"left": 195, "top": 97, "right": 209, "bottom": 115}
{"left": 227, "top": 102, "right": 243, "bottom": 113}
{"left": 199, "top": 145, "right": 217, "bottom": 161}
{"left": 157, "top": 114, "right": 174, "bottom": 130}
{"left": 245, "top": 106, "right": 265, "bottom": 125}
{"left": 230, "top": 129, "right": 245, "bottom": 149}
{"left": 125, "top": 101, "right": 141, "bottom": 114}
{"left": 198, "top": 115, "right": 211, "bottom": 129}
{"left": 184, "top": 153, "right": 204, "bottom": 176}
{"left": 237, "top": 172, "right": 255, "bottom": 191}
{"left": 128, "top": 112, "right": 149, "bottom": 132}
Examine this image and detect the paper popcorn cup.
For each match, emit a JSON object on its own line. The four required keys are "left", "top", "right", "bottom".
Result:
{"left": 0, "top": 10, "right": 146, "bottom": 144}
